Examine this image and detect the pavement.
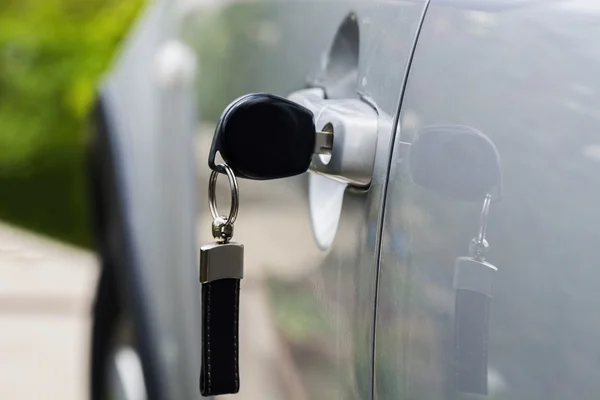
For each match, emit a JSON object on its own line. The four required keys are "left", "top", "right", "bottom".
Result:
{"left": 0, "top": 223, "right": 99, "bottom": 400}
{"left": 0, "top": 217, "right": 303, "bottom": 400}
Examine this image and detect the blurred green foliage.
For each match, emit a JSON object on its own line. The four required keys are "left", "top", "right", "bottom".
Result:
{"left": 0, "top": 0, "right": 144, "bottom": 246}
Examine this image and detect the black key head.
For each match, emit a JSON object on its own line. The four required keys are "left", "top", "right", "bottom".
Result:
{"left": 209, "top": 93, "right": 316, "bottom": 180}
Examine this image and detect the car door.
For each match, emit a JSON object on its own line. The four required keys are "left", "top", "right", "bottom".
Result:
{"left": 377, "top": 0, "right": 600, "bottom": 399}
{"left": 181, "top": 1, "right": 428, "bottom": 398}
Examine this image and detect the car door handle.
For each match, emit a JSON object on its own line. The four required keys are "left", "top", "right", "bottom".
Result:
{"left": 288, "top": 88, "right": 387, "bottom": 249}
{"left": 288, "top": 88, "right": 380, "bottom": 188}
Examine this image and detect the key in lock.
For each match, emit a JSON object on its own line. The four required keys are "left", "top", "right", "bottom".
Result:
{"left": 208, "top": 93, "right": 327, "bottom": 180}
{"left": 207, "top": 90, "right": 380, "bottom": 187}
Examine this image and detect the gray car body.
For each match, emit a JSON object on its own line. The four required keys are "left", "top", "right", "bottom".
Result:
{"left": 95, "top": 0, "right": 600, "bottom": 399}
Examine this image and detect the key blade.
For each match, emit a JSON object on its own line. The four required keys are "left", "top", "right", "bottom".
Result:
{"left": 314, "top": 129, "right": 334, "bottom": 155}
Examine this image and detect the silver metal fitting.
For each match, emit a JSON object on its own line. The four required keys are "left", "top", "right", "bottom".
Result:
{"left": 288, "top": 88, "right": 379, "bottom": 187}
{"left": 212, "top": 216, "right": 234, "bottom": 243}
{"left": 199, "top": 242, "right": 244, "bottom": 283}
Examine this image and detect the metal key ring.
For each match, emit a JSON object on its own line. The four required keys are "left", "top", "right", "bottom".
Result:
{"left": 208, "top": 163, "right": 239, "bottom": 227}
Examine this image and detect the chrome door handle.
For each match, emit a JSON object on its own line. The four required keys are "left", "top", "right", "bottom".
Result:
{"left": 288, "top": 88, "right": 384, "bottom": 249}
{"left": 288, "top": 88, "right": 380, "bottom": 188}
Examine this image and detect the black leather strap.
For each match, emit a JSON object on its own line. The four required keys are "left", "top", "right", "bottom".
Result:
{"left": 200, "top": 278, "right": 240, "bottom": 396}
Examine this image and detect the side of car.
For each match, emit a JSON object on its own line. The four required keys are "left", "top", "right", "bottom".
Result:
{"left": 88, "top": 2, "right": 199, "bottom": 399}
{"left": 89, "top": 0, "right": 600, "bottom": 399}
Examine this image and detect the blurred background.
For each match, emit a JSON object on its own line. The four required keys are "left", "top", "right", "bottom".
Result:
{"left": 0, "top": 0, "right": 144, "bottom": 246}
{"left": 0, "top": 1, "right": 144, "bottom": 398}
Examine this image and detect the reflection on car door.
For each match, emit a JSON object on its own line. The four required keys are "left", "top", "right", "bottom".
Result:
{"left": 377, "top": 1, "right": 600, "bottom": 399}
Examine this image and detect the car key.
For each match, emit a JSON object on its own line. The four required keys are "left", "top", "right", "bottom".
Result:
{"left": 208, "top": 92, "right": 329, "bottom": 180}
{"left": 198, "top": 93, "right": 336, "bottom": 397}
{"left": 199, "top": 163, "right": 244, "bottom": 396}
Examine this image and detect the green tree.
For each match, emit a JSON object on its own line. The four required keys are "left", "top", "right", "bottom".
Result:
{"left": 0, "top": 0, "right": 144, "bottom": 246}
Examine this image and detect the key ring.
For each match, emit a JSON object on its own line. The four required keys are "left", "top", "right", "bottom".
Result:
{"left": 208, "top": 163, "right": 239, "bottom": 228}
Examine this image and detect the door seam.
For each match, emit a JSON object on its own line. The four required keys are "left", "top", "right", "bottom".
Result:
{"left": 370, "top": 0, "right": 432, "bottom": 398}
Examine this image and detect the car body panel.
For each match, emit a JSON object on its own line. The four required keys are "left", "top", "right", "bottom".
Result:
{"left": 99, "top": 1, "right": 200, "bottom": 399}
{"left": 376, "top": 0, "right": 600, "bottom": 398}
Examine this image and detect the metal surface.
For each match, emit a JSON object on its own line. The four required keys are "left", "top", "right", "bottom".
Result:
{"left": 312, "top": 99, "right": 379, "bottom": 187}
{"left": 289, "top": 88, "right": 379, "bottom": 187}
{"left": 376, "top": 0, "right": 600, "bottom": 398}
{"left": 100, "top": 0, "right": 200, "bottom": 398}
{"left": 289, "top": 88, "right": 380, "bottom": 184}
{"left": 288, "top": 87, "right": 382, "bottom": 250}
{"left": 313, "top": 129, "right": 334, "bottom": 156}
{"left": 199, "top": 242, "right": 245, "bottom": 283}
{"left": 211, "top": 217, "right": 234, "bottom": 243}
